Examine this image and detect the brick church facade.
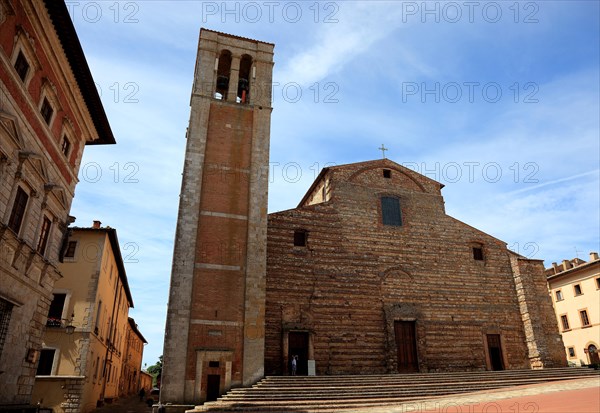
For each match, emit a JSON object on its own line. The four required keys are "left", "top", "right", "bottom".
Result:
{"left": 161, "top": 30, "right": 566, "bottom": 406}
{"left": 265, "top": 159, "right": 566, "bottom": 376}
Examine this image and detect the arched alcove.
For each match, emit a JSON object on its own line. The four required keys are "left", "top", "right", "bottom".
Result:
{"left": 215, "top": 50, "right": 232, "bottom": 100}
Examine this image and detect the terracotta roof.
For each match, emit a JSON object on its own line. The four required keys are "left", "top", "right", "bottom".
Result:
{"left": 200, "top": 27, "right": 275, "bottom": 46}
{"left": 43, "top": 1, "right": 115, "bottom": 145}
{"left": 128, "top": 317, "right": 148, "bottom": 344}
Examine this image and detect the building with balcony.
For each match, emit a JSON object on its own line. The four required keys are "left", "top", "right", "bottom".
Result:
{"left": 31, "top": 223, "right": 145, "bottom": 413}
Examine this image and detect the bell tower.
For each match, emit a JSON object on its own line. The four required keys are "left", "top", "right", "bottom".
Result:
{"left": 161, "top": 29, "right": 274, "bottom": 404}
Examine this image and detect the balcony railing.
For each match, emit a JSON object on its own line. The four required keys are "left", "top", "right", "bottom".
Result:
{"left": 46, "top": 317, "right": 62, "bottom": 327}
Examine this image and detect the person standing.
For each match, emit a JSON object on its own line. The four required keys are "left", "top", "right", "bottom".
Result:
{"left": 291, "top": 355, "right": 297, "bottom": 376}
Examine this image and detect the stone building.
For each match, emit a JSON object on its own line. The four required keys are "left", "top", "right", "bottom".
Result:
{"left": 162, "top": 30, "right": 566, "bottom": 407}
{"left": 31, "top": 223, "right": 145, "bottom": 413}
{"left": 0, "top": 1, "right": 115, "bottom": 409}
{"left": 546, "top": 252, "right": 600, "bottom": 366}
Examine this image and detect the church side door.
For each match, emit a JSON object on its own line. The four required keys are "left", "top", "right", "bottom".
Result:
{"left": 394, "top": 321, "right": 419, "bottom": 373}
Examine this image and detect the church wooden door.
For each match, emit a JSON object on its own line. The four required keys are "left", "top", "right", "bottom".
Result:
{"left": 394, "top": 321, "right": 419, "bottom": 373}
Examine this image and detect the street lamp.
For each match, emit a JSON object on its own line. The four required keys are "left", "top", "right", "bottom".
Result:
{"left": 65, "top": 313, "right": 75, "bottom": 335}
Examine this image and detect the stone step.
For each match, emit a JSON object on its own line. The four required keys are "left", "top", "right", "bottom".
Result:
{"left": 189, "top": 368, "right": 600, "bottom": 412}
{"left": 225, "top": 376, "right": 597, "bottom": 398}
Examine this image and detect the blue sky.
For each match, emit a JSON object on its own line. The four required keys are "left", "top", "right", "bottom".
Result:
{"left": 67, "top": 1, "right": 599, "bottom": 368}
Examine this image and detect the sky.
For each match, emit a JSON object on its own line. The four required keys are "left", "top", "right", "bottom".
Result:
{"left": 66, "top": 1, "right": 600, "bottom": 368}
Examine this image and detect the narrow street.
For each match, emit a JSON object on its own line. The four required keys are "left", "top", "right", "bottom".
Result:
{"left": 90, "top": 396, "right": 153, "bottom": 413}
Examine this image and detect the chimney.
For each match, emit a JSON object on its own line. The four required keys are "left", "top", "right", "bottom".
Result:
{"left": 590, "top": 252, "right": 599, "bottom": 261}
{"left": 92, "top": 220, "right": 102, "bottom": 229}
{"left": 562, "top": 259, "right": 572, "bottom": 271}
{"left": 552, "top": 262, "right": 559, "bottom": 274}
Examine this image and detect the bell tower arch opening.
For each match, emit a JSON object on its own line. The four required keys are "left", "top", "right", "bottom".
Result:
{"left": 238, "top": 54, "right": 253, "bottom": 104}
{"left": 215, "top": 49, "right": 232, "bottom": 100}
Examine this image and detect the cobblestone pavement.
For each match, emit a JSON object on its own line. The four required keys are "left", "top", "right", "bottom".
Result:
{"left": 90, "top": 395, "right": 153, "bottom": 413}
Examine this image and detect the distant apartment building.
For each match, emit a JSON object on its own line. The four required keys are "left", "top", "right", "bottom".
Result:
{"left": 31, "top": 223, "right": 145, "bottom": 413}
{"left": 121, "top": 317, "right": 147, "bottom": 397}
{"left": 546, "top": 252, "right": 600, "bottom": 366}
{"left": 0, "top": 1, "right": 115, "bottom": 409}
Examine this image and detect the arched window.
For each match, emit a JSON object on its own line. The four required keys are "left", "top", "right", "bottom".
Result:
{"left": 215, "top": 50, "right": 232, "bottom": 100}
{"left": 238, "top": 54, "right": 253, "bottom": 104}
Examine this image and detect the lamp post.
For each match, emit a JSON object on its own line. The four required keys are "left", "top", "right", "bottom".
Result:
{"left": 65, "top": 313, "right": 75, "bottom": 335}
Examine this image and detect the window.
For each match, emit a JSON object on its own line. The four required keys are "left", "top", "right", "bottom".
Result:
{"left": 580, "top": 310, "right": 590, "bottom": 327}
{"left": 61, "top": 135, "right": 71, "bottom": 157}
{"left": 14, "top": 50, "right": 30, "bottom": 82}
{"left": 560, "top": 314, "right": 570, "bottom": 331}
{"left": 555, "top": 290, "right": 563, "bottom": 301}
{"left": 47, "top": 293, "right": 66, "bottom": 327}
{"left": 0, "top": 298, "right": 14, "bottom": 359}
{"left": 383, "top": 169, "right": 391, "bottom": 178}
{"left": 567, "top": 347, "right": 576, "bottom": 358}
{"left": 209, "top": 361, "right": 220, "bottom": 368}
{"left": 36, "top": 349, "right": 56, "bottom": 375}
{"left": 8, "top": 186, "right": 29, "bottom": 234}
{"left": 37, "top": 216, "right": 52, "bottom": 255}
{"left": 64, "top": 241, "right": 77, "bottom": 258}
{"left": 94, "top": 356, "right": 99, "bottom": 379}
{"left": 472, "top": 247, "right": 484, "bottom": 261}
{"left": 294, "top": 230, "right": 307, "bottom": 247}
{"left": 40, "top": 97, "right": 54, "bottom": 125}
{"left": 596, "top": 278, "right": 600, "bottom": 290}
{"left": 381, "top": 196, "right": 402, "bottom": 226}
{"left": 574, "top": 284, "right": 583, "bottom": 296}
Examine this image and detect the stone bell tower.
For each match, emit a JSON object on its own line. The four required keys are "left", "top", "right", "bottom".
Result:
{"left": 161, "top": 29, "right": 274, "bottom": 405}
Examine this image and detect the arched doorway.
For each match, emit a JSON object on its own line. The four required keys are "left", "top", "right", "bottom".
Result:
{"left": 587, "top": 344, "right": 599, "bottom": 365}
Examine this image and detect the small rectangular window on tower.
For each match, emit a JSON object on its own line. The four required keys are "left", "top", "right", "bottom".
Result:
{"left": 294, "top": 230, "right": 307, "bottom": 247}
{"left": 208, "top": 361, "right": 220, "bottom": 368}
{"left": 383, "top": 169, "right": 391, "bottom": 178}
{"left": 472, "top": 247, "right": 484, "bottom": 261}
{"left": 574, "top": 284, "right": 583, "bottom": 295}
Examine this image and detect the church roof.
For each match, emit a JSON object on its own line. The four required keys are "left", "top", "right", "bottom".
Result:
{"left": 298, "top": 158, "right": 444, "bottom": 208}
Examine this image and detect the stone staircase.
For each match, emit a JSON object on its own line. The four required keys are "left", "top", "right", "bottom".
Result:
{"left": 190, "top": 367, "right": 600, "bottom": 412}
